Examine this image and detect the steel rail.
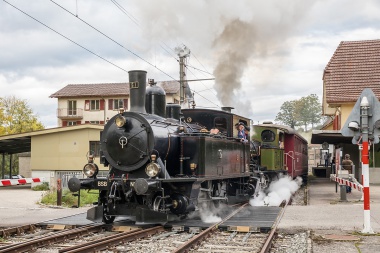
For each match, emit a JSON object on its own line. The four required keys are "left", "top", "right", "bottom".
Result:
{"left": 0, "top": 224, "right": 37, "bottom": 238}
{"left": 259, "top": 200, "right": 289, "bottom": 253}
{"left": 172, "top": 203, "right": 248, "bottom": 253}
{"left": 60, "top": 226, "right": 165, "bottom": 253}
{"left": 0, "top": 224, "right": 104, "bottom": 253}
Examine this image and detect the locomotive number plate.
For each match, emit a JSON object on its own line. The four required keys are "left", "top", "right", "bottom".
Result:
{"left": 97, "top": 180, "right": 108, "bottom": 187}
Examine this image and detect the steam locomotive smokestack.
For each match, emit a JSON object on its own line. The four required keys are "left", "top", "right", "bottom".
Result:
{"left": 128, "top": 70, "right": 147, "bottom": 113}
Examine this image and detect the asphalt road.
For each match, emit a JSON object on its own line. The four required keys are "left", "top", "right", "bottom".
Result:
{"left": 0, "top": 184, "right": 89, "bottom": 227}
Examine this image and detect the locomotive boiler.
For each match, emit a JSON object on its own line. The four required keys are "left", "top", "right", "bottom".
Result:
{"left": 68, "top": 70, "right": 261, "bottom": 224}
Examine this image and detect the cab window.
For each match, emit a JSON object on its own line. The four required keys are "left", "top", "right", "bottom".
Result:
{"left": 261, "top": 130, "right": 275, "bottom": 142}
{"left": 214, "top": 117, "right": 227, "bottom": 133}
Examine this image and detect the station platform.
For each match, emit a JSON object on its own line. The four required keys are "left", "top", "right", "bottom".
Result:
{"left": 278, "top": 177, "right": 380, "bottom": 232}
{"left": 278, "top": 177, "right": 380, "bottom": 252}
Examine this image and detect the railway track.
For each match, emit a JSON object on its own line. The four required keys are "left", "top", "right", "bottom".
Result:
{"left": 0, "top": 224, "right": 105, "bottom": 253}
{"left": 0, "top": 192, "right": 297, "bottom": 253}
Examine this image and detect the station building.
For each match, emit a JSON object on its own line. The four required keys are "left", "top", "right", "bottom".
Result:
{"left": 311, "top": 39, "right": 380, "bottom": 183}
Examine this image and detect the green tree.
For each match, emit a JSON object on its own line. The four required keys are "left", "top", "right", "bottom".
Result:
{"left": 275, "top": 94, "right": 322, "bottom": 131}
{"left": 0, "top": 96, "right": 44, "bottom": 178}
{"left": 275, "top": 100, "right": 297, "bottom": 128}
{"left": 295, "top": 94, "right": 321, "bottom": 131}
{"left": 0, "top": 95, "right": 44, "bottom": 135}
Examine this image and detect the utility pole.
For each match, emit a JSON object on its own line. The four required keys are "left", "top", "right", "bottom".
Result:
{"left": 175, "top": 45, "right": 191, "bottom": 106}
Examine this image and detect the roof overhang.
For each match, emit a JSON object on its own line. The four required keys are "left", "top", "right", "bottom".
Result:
{"left": 311, "top": 130, "right": 353, "bottom": 144}
{"left": 0, "top": 125, "right": 104, "bottom": 154}
{"left": 0, "top": 136, "right": 31, "bottom": 154}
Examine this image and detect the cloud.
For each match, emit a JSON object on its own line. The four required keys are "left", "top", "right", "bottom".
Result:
{"left": 1, "top": 0, "right": 380, "bottom": 128}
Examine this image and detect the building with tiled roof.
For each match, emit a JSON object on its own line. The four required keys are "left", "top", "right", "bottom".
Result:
{"left": 50, "top": 81, "right": 180, "bottom": 127}
{"left": 313, "top": 39, "right": 380, "bottom": 183}
{"left": 322, "top": 39, "right": 380, "bottom": 130}
{"left": 50, "top": 81, "right": 180, "bottom": 98}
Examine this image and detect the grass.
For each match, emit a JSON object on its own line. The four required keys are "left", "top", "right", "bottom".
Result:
{"left": 32, "top": 182, "right": 50, "bottom": 191}
{"left": 40, "top": 189, "right": 99, "bottom": 207}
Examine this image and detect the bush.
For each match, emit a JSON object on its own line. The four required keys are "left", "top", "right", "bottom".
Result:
{"left": 40, "top": 189, "right": 99, "bottom": 207}
{"left": 32, "top": 182, "right": 50, "bottom": 191}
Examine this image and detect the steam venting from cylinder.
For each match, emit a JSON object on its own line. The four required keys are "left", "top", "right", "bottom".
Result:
{"left": 129, "top": 70, "right": 147, "bottom": 113}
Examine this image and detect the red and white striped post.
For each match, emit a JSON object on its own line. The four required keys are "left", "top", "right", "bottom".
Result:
{"left": 360, "top": 96, "right": 374, "bottom": 234}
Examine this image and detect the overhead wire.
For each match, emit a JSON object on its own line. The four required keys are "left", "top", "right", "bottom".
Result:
{"left": 49, "top": 0, "right": 177, "bottom": 80}
{"left": 186, "top": 64, "right": 214, "bottom": 76}
{"left": 110, "top": 0, "right": 139, "bottom": 25}
{"left": 3, "top": 0, "right": 130, "bottom": 73}
{"left": 192, "top": 52, "right": 213, "bottom": 76}
{"left": 4, "top": 0, "right": 221, "bottom": 108}
{"left": 109, "top": 0, "right": 178, "bottom": 61}
{"left": 107, "top": 0, "right": 219, "bottom": 107}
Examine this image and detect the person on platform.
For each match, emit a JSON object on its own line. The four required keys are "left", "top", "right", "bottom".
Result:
{"left": 324, "top": 152, "right": 329, "bottom": 167}
{"left": 342, "top": 154, "right": 354, "bottom": 193}
{"left": 331, "top": 156, "right": 336, "bottom": 174}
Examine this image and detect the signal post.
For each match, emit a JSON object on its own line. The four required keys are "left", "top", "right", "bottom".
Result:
{"left": 341, "top": 88, "right": 380, "bottom": 234}
{"left": 359, "top": 97, "right": 373, "bottom": 233}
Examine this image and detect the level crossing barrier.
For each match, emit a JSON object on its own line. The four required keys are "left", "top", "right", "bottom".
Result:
{"left": 0, "top": 177, "right": 44, "bottom": 187}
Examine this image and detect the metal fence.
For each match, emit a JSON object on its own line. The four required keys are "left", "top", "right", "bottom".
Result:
{"left": 56, "top": 171, "right": 109, "bottom": 188}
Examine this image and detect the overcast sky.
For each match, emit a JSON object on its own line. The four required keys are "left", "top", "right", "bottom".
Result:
{"left": 1, "top": 0, "right": 380, "bottom": 128}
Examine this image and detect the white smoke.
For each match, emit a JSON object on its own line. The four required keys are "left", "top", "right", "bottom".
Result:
{"left": 187, "top": 201, "right": 223, "bottom": 224}
{"left": 250, "top": 175, "right": 302, "bottom": 206}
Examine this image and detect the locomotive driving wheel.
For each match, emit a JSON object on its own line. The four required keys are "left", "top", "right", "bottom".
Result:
{"left": 102, "top": 202, "right": 115, "bottom": 224}
{"left": 99, "top": 191, "right": 115, "bottom": 224}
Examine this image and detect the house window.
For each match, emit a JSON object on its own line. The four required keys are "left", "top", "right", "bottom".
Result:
{"left": 108, "top": 99, "right": 128, "bottom": 110}
{"left": 89, "top": 121, "right": 100, "bottom": 124}
{"left": 89, "top": 141, "right": 101, "bottom": 157}
{"left": 68, "top": 121, "right": 77, "bottom": 126}
{"left": 113, "top": 99, "right": 124, "bottom": 110}
{"left": 68, "top": 100, "right": 77, "bottom": 116}
{"left": 90, "top": 100, "right": 100, "bottom": 111}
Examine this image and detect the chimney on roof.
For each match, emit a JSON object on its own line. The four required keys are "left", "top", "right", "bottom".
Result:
{"left": 128, "top": 70, "right": 147, "bottom": 113}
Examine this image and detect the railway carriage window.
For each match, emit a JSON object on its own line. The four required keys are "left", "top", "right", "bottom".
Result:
{"left": 214, "top": 117, "right": 227, "bottom": 133}
{"left": 261, "top": 130, "right": 275, "bottom": 142}
{"left": 89, "top": 141, "right": 101, "bottom": 157}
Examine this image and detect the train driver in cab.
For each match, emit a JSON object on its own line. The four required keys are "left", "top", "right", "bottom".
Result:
{"left": 237, "top": 122, "right": 248, "bottom": 142}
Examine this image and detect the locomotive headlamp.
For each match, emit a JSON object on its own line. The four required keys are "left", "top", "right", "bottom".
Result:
{"left": 115, "top": 115, "right": 126, "bottom": 128}
{"left": 145, "top": 162, "right": 161, "bottom": 178}
{"left": 83, "top": 163, "right": 98, "bottom": 178}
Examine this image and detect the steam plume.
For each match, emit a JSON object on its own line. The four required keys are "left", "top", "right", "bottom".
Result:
{"left": 250, "top": 175, "right": 302, "bottom": 206}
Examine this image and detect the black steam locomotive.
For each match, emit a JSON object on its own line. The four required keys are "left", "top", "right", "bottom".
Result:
{"left": 69, "top": 70, "right": 263, "bottom": 224}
